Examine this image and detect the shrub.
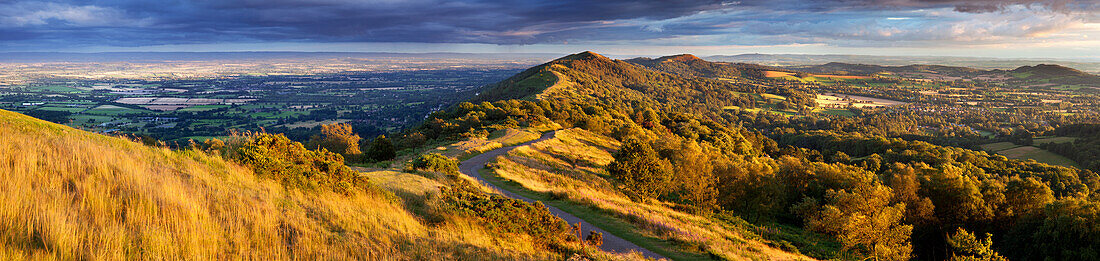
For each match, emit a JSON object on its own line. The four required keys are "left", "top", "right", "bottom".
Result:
{"left": 439, "top": 183, "right": 570, "bottom": 245}
{"left": 409, "top": 153, "right": 460, "bottom": 174}
{"left": 224, "top": 132, "right": 369, "bottom": 194}
{"left": 584, "top": 231, "right": 603, "bottom": 247}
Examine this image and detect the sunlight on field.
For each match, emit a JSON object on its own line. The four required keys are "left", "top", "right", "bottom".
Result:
{"left": 763, "top": 71, "right": 795, "bottom": 78}
{"left": 764, "top": 71, "right": 871, "bottom": 81}
{"left": 815, "top": 93, "right": 906, "bottom": 108}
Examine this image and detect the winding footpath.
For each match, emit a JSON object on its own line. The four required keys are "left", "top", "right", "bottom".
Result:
{"left": 460, "top": 131, "right": 666, "bottom": 260}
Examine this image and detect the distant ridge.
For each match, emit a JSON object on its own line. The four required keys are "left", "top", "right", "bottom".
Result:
{"left": 627, "top": 53, "right": 783, "bottom": 79}
{"left": 1011, "top": 64, "right": 1091, "bottom": 77}
{"left": 706, "top": 53, "right": 1100, "bottom": 72}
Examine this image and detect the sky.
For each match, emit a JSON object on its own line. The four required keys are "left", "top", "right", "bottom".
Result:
{"left": 2, "top": 0, "right": 1100, "bottom": 59}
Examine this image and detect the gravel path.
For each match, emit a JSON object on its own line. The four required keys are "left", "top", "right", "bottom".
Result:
{"left": 459, "top": 131, "right": 666, "bottom": 260}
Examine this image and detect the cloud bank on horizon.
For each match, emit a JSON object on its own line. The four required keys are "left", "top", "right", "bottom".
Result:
{"left": 1, "top": 0, "right": 1099, "bottom": 57}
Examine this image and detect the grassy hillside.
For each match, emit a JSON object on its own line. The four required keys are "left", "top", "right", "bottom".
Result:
{"left": 488, "top": 128, "right": 815, "bottom": 260}
{"left": 0, "top": 109, "right": 598, "bottom": 260}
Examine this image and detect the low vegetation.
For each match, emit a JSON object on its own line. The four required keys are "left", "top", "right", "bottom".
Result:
{"left": 0, "top": 109, "right": 607, "bottom": 260}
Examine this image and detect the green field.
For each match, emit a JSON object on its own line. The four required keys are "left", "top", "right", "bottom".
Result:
{"left": 980, "top": 142, "right": 1020, "bottom": 152}
{"left": 85, "top": 105, "right": 150, "bottom": 115}
{"left": 982, "top": 142, "right": 1078, "bottom": 168}
{"left": 36, "top": 106, "right": 88, "bottom": 113}
{"left": 1033, "top": 136, "right": 1078, "bottom": 145}
{"left": 817, "top": 108, "right": 856, "bottom": 117}
{"left": 997, "top": 146, "right": 1079, "bottom": 168}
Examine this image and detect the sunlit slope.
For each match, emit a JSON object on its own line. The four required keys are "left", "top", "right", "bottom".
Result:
{"left": 0, "top": 109, "right": 556, "bottom": 260}
{"left": 490, "top": 128, "right": 814, "bottom": 260}
{"left": 471, "top": 51, "right": 763, "bottom": 117}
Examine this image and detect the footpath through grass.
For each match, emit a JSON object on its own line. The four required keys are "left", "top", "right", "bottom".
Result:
{"left": 478, "top": 168, "right": 711, "bottom": 261}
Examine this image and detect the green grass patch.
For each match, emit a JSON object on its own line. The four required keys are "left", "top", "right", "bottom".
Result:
{"left": 36, "top": 106, "right": 87, "bottom": 113}
{"left": 980, "top": 142, "right": 1020, "bottom": 152}
{"left": 996, "top": 146, "right": 1079, "bottom": 168}
{"left": 85, "top": 105, "right": 150, "bottom": 115}
{"left": 1033, "top": 136, "right": 1078, "bottom": 145}
{"left": 817, "top": 108, "right": 855, "bottom": 117}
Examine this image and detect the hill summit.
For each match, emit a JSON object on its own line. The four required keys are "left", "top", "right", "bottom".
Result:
{"left": 657, "top": 54, "right": 703, "bottom": 63}
{"left": 1012, "top": 64, "right": 1090, "bottom": 77}
{"left": 554, "top": 50, "right": 611, "bottom": 62}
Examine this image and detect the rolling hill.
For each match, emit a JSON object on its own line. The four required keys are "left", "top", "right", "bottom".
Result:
{"left": 0, "top": 109, "right": 601, "bottom": 260}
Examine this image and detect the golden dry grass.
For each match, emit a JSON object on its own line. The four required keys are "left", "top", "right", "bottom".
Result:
{"left": 763, "top": 71, "right": 795, "bottom": 78}
{"left": 810, "top": 74, "right": 870, "bottom": 79}
{"left": 763, "top": 71, "right": 869, "bottom": 80}
{"left": 492, "top": 128, "right": 812, "bottom": 260}
{"left": 427, "top": 128, "right": 546, "bottom": 160}
{"left": 0, "top": 109, "right": 563, "bottom": 260}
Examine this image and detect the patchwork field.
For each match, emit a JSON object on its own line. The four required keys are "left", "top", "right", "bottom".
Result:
{"left": 815, "top": 93, "right": 906, "bottom": 108}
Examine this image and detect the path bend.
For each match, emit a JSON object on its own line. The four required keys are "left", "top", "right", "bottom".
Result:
{"left": 459, "top": 131, "right": 666, "bottom": 260}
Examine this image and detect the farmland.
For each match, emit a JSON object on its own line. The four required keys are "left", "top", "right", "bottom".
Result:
{"left": 0, "top": 63, "right": 526, "bottom": 143}
{"left": 981, "top": 142, "right": 1079, "bottom": 168}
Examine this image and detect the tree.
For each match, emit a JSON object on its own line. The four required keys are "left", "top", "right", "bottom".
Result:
{"left": 798, "top": 183, "right": 913, "bottom": 261}
{"left": 946, "top": 228, "right": 1007, "bottom": 261}
{"left": 309, "top": 123, "right": 362, "bottom": 157}
{"left": 670, "top": 141, "right": 719, "bottom": 213}
{"left": 366, "top": 135, "right": 396, "bottom": 161}
{"left": 608, "top": 139, "right": 672, "bottom": 199}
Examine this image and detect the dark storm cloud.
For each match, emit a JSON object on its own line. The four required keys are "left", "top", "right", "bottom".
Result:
{"left": 0, "top": 0, "right": 729, "bottom": 46}
{"left": 0, "top": 0, "right": 1096, "bottom": 49}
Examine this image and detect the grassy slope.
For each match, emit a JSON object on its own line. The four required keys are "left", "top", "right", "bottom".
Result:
{"left": 487, "top": 128, "right": 811, "bottom": 260}
{"left": 0, "top": 109, "right": 560, "bottom": 260}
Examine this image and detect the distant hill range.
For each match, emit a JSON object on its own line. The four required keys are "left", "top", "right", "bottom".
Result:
{"left": 704, "top": 53, "right": 1100, "bottom": 73}
{"left": 624, "top": 54, "right": 785, "bottom": 79}
{"left": 789, "top": 62, "right": 1100, "bottom": 90}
